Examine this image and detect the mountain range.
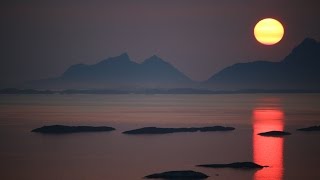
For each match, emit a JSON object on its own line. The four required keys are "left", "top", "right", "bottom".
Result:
{"left": 206, "top": 38, "right": 320, "bottom": 90}
{"left": 27, "top": 38, "right": 320, "bottom": 90}
{"left": 29, "top": 54, "right": 193, "bottom": 89}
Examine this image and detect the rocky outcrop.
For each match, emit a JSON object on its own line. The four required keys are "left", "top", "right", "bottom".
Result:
{"left": 144, "top": 170, "right": 209, "bottom": 179}
{"left": 31, "top": 125, "right": 115, "bottom": 134}
{"left": 197, "top": 162, "right": 267, "bottom": 169}
{"left": 258, "top": 131, "right": 291, "bottom": 137}
{"left": 297, "top": 125, "right": 320, "bottom": 131}
{"left": 123, "top": 126, "right": 235, "bottom": 134}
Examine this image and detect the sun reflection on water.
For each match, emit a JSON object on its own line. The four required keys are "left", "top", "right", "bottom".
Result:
{"left": 253, "top": 103, "right": 284, "bottom": 180}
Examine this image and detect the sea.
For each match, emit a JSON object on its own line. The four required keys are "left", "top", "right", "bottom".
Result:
{"left": 0, "top": 94, "right": 319, "bottom": 180}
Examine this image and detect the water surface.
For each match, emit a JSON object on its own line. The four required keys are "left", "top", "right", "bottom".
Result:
{"left": 0, "top": 94, "right": 319, "bottom": 180}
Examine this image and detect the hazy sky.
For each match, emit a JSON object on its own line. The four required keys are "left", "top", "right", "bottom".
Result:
{"left": 1, "top": 0, "right": 320, "bottom": 86}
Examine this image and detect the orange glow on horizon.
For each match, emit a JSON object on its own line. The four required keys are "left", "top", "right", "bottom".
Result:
{"left": 253, "top": 108, "right": 284, "bottom": 180}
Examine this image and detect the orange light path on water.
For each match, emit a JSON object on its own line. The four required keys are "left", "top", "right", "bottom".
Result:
{"left": 253, "top": 108, "right": 284, "bottom": 180}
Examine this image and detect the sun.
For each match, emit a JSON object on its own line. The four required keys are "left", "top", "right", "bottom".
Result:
{"left": 254, "top": 18, "right": 284, "bottom": 45}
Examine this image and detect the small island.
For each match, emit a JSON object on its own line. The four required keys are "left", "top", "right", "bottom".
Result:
{"left": 297, "top": 125, "right": 320, "bottom": 131}
{"left": 197, "top": 162, "right": 267, "bottom": 169}
{"left": 258, "top": 131, "right": 291, "bottom": 137}
{"left": 144, "top": 170, "right": 209, "bottom": 179}
{"left": 31, "top": 125, "right": 115, "bottom": 134}
{"left": 123, "top": 126, "right": 235, "bottom": 134}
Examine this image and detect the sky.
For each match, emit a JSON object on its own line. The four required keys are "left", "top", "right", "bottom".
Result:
{"left": 1, "top": 0, "right": 320, "bottom": 87}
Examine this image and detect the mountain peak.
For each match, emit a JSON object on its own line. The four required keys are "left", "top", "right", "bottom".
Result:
{"left": 150, "top": 55, "right": 160, "bottom": 59}
{"left": 292, "top": 38, "right": 319, "bottom": 53}
{"left": 114, "top": 53, "right": 131, "bottom": 61}
{"left": 43, "top": 53, "right": 194, "bottom": 89}
{"left": 283, "top": 38, "right": 320, "bottom": 64}
{"left": 206, "top": 37, "right": 320, "bottom": 90}
{"left": 143, "top": 55, "right": 166, "bottom": 64}
{"left": 96, "top": 53, "right": 131, "bottom": 66}
{"left": 300, "top": 38, "right": 317, "bottom": 46}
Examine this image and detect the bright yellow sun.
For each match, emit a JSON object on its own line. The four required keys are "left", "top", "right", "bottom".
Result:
{"left": 254, "top": 18, "right": 284, "bottom": 45}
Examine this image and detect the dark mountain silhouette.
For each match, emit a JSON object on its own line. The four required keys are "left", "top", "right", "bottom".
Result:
{"left": 206, "top": 38, "right": 320, "bottom": 90}
{"left": 26, "top": 38, "right": 320, "bottom": 90}
{"left": 29, "top": 53, "right": 193, "bottom": 89}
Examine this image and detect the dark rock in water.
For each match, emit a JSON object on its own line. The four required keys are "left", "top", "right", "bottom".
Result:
{"left": 123, "top": 126, "right": 235, "bottom": 134}
{"left": 258, "top": 131, "right": 291, "bottom": 137}
{"left": 31, "top": 125, "right": 115, "bottom": 134}
{"left": 144, "top": 170, "right": 209, "bottom": 179}
{"left": 297, "top": 125, "right": 320, "bottom": 131}
{"left": 197, "top": 162, "right": 267, "bottom": 169}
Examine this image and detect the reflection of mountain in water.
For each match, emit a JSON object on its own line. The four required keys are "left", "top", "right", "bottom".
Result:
{"left": 252, "top": 99, "right": 285, "bottom": 180}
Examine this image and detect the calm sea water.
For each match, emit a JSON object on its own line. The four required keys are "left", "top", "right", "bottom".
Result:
{"left": 0, "top": 94, "right": 320, "bottom": 180}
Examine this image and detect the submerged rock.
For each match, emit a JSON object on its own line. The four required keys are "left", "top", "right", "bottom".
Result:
{"left": 31, "top": 125, "right": 115, "bottom": 134}
{"left": 144, "top": 170, "right": 209, "bottom": 179}
{"left": 197, "top": 162, "right": 267, "bottom": 169}
{"left": 258, "top": 131, "right": 291, "bottom": 137}
{"left": 297, "top": 125, "right": 320, "bottom": 131}
{"left": 123, "top": 126, "right": 235, "bottom": 134}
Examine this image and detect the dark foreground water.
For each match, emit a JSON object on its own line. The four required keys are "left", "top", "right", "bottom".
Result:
{"left": 0, "top": 94, "right": 319, "bottom": 180}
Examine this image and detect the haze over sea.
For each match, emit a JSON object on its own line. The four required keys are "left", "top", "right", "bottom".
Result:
{"left": 0, "top": 94, "right": 319, "bottom": 180}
